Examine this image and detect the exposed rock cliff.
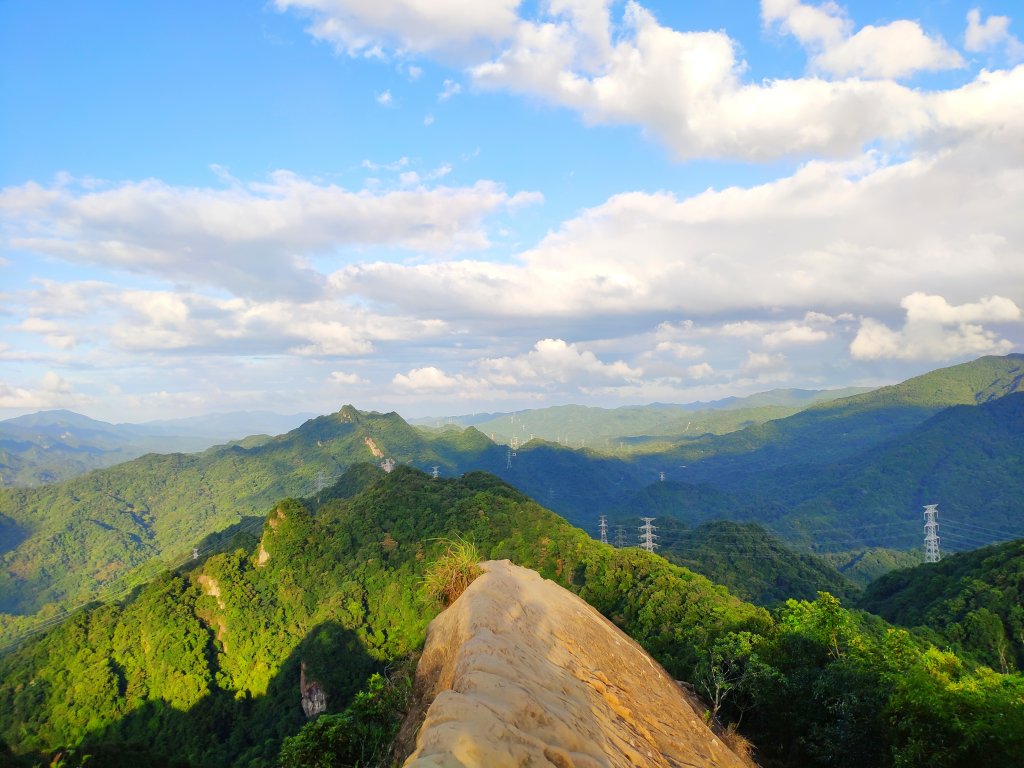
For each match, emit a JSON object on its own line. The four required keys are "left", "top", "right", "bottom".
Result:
{"left": 398, "top": 560, "right": 750, "bottom": 768}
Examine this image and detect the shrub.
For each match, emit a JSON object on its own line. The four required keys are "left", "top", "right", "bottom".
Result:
{"left": 421, "top": 538, "right": 482, "bottom": 607}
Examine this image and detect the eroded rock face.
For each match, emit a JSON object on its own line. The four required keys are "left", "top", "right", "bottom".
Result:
{"left": 398, "top": 560, "right": 749, "bottom": 768}
{"left": 300, "top": 661, "right": 327, "bottom": 719}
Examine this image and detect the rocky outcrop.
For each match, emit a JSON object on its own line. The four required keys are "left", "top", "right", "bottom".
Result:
{"left": 398, "top": 560, "right": 750, "bottom": 768}
{"left": 300, "top": 661, "right": 327, "bottom": 718}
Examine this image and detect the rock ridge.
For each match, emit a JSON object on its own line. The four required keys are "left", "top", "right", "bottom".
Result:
{"left": 398, "top": 559, "right": 749, "bottom": 768}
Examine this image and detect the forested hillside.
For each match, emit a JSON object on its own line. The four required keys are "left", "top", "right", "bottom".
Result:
{"left": 0, "top": 467, "right": 1020, "bottom": 768}
{"left": 0, "top": 410, "right": 311, "bottom": 488}
{"left": 0, "top": 406, "right": 508, "bottom": 621}
{"left": 5, "top": 355, "right": 1024, "bottom": 647}
{"left": 658, "top": 520, "right": 859, "bottom": 605}
{"left": 0, "top": 467, "right": 765, "bottom": 767}
{"left": 860, "top": 539, "right": 1024, "bottom": 672}
{"left": 463, "top": 387, "right": 871, "bottom": 447}
{"left": 660, "top": 353, "right": 1024, "bottom": 486}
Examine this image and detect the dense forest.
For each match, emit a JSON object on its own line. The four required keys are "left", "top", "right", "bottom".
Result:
{"left": 1, "top": 466, "right": 1021, "bottom": 768}
{"left": 4, "top": 354, "right": 1024, "bottom": 654}
{"left": 860, "top": 539, "right": 1024, "bottom": 672}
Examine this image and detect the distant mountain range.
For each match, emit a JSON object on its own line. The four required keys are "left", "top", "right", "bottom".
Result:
{"left": 2, "top": 354, "right": 1023, "bottom": 642}
{"left": 0, "top": 409, "right": 315, "bottom": 487}
{"left": 412, "top": 386, "right": 873, "bottom": 446}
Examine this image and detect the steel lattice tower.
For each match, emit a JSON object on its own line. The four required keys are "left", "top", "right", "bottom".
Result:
{"left": 639, "top": 517, "right": 659, "bottom": 552}
{"left": 923, "top": 504, "right": 941, "bottom": 563}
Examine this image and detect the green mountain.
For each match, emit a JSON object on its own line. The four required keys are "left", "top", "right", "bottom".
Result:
{"left": 659, "top": 520, "right": 859, "bottom": 605}
{"left": 1, "top": 467, "right": 1020, "bottom": 768}
{"left": 664, "top": 353, "right": 1024, "bottom": 485}
{"left": 859, "top": 538, "right": 1024, "bottom": 672}
{"left": 0, "top": 466, "right": 767, "bottom": 766}
{"left": 464, "top": 387, "right": 872, "bottom": 448}
{"left": 821, "top": 548, "right": 923, "bottom": 588}
{"left": 0, "top": 407, "right": 498, "bottom": 619}
{"left": 749, "top": 390, "right": 1024, "bottom": 551}
{"left": 6, "top": 355, "right": 1024, "bottom": 641}
{"left": 0, "top": 410, "right": 312, "bottom": 487}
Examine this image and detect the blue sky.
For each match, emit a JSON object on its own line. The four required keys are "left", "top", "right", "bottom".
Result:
{"left": 2, "top": 0, "right": 1023, "bottom": 421}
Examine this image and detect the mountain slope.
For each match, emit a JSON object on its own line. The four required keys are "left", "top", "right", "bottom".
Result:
{"left": 0, "top": 409, "right": 312, "bottom": 487}
{"left": 0, "top": 407, "right": 505, "bottom": 619}
{"left": 400, "top": 559, "right": 749, "bottom": 768}
{"left": 1, "top": 467, "right": 1021, "bottom": 768}
{"left": 0, "top": 466, "right": 767, "bottom": 767}
{"left": 756, "top": 391, "right": 1024, "bottom": 550}
{"left": 466, "top": 387, "right": 872, "bottom": 447}
{"left": 660, "top": 521, "right": 859, "bottom": 605}
{"left": 859, "top": 538, "right": 1024, "bottom": 672}
{"left": 663, "top": 353, "right": 1024, "bottom": 487}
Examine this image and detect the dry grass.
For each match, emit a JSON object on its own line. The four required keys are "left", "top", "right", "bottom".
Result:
{"left": 422, "top": 537, "right": 482, "bottom": 606}
{"left": 720, "top": 722, "right": 759, "bottom": 767}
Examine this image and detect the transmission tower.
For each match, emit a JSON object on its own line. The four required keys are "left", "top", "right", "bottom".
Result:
{"left": 431, "top": 466, "right": 440, "bottom": 479}
{"left": 614, "top": 526, "right": 626, "bottom": 547}
{"left": 923, "top": 504, "right": 941, "bottom": 563}
{"left": 316, "top": 470, "right": 326, "bottom": 502}
{"left": 639, "top": 517, "right": 659, "bottom": 552}
{"left": 599, "top": 515, "right": 608, "bottom": 545}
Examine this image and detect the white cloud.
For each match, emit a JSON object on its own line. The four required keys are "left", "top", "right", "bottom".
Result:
{"left": 1, "top": 172, "right": 539, "bottom": 299}
{"left": 654, "top": 341, "right": 705, "bottom": 359}
{"left": 376, "top": 89, "right": 394, "bottom": 106}
{"left": 687, "top": 362, "right": 714, "bottom": 379}
{"left": 14, "top": 282, "right": 449, "bottom": 360}
{"left": 741, "top": 351, "right": 788, "bottom": 373}
{"left": 280, "top": 0, "right": 1017, "bottom": 160}
{"left": 275, "top": 0, "right": 520, "bottom": 56}
{"left": 850, "top": 293, "right": 1022, "bottom": 361}
{"left": 478, "top": 338, "right": 641, "bottom": 386}
{"left": 966, "top": 8, "right": 1024, "bottom": 61}
{"left": 763, "top": 324, "right": 830, "bottom": 348}
{"left": 764, "top": 1, "right": 963, "bottom": 79}
{"left": 393, "top": 365, "right": 462, "bottom": 391}
{"left": 329, "top": 370, "right": 368, "bottom": 385}
{"left": 438, "top": 79, "right": 462, "bottom": 100}
{"left": 336, "top": 139, "right": 1024, "bottom": 323}
{"left": 0, "top": 371, "right": 85, "bottom": 410}
{"left": 391, "top": 338, "right": 642, "bottom": 399}
{"left": 813, "top": 21, "right": 964, "bottom": 79}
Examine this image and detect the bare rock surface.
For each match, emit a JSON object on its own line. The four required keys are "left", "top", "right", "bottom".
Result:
{"left": 399, "top": 559, "right": 749, "bottom": 768}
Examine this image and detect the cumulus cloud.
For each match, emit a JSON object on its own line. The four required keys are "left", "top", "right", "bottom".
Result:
{"left": 687, "top": 362, "right": 714, "bottom": 379}
{"left": 391, "top": 339, "right": 641, "bottom": 399}
{"left": 335, "top": 139, "right": 1024, "bottom": 322}
{"left": 478, "top": 338, "right": 641, "bottom": 385}
{"left": 275, "top": 0, "right": 520, "bottom": 56}
{"left": 850, "top": 293, "right": 1022, "bottom": 360}
{"left": 330, "top": 370, "right": 369, "bottom": 385}
{"left": 764, "top": 1, "right": 963, "bottom": 79}
{"left": 0, "top": 371, "right": 85, "bottom": 410}
{"left": 965, "top": 8, "right": 1024, "bottom": 61}
{"left": 16, "top": 282, "right": 448, "bottom": 359}
{"left": 0, "top": 172, "right": 540, "bottom": 299}
{"left": 276, "top": 0, "right": 1019, "bottom": 161}
{"left": 741, "top": 351, "right": 788, "bottom": 374}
